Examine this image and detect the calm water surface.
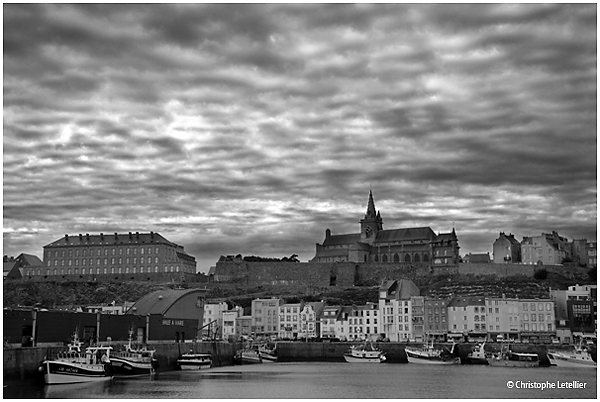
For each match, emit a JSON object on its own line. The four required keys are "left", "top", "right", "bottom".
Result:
{"left": 4, "top": 363, "right": 597, "bottom": 399}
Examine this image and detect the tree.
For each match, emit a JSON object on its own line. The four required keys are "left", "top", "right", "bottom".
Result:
{"left": 533, "top": 268, "right": 548, "bottom": 280}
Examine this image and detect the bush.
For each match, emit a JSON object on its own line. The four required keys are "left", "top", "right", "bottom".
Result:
{"left": 587, "top": 266, "right": 597, "bottom": 281}
{"left": 533, "top": 268, "right": 548, "bottom": 280}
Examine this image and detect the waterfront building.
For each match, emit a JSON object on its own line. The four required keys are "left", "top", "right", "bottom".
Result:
{"left": 424, "top": 298, "right": 448, "bottom": 342}
{"left": 312, "top": 191, "right": 460, "bottom": 266}
{"left": 378, "top": 279, "right": 420, "bottom": 341}
{"left": 517, "top": 298, "right": 556, "bottom": 343}
{"left": 222, "top": 307, "right": 243, "bottom": 341}
{"left": 550, "top": 285, "right": 595, "bottom": 343}
{"left": 485, "top": 297, "right": 519, "bottom": 341}
{"left": 235, "top": 316, "right": 252, "bottom": 340}
{"left": 252, "top": 298, "right": 281, "bottom": 339}
{"left": 278, "top": 302, "right": 302, "bottom": 339}
{"left": 447, "top": 297, "right": 486, "bottom": 342}
{"left": 126, "top": 288, "right": 208, "bottom": 342}
{"left": 521, "top": 231, "right": 571, "bottom": 265}
{"left": 492, "top": 232, "right": 521, "bottom": 264}
{"left": 319, "top": 306, "right": 343, "bottom": 339}
{"left": 202, "top": 301, "right": 228, "bottom": 339}
{"left": 362, "top": 302, "right": 379, "bottom": 341}
{"left": 337, "top": 306, "right": 353, "bottom": 341}
{"left": 299, "top": 302, "right": 325, "bottom": 339}
{"left": 410, "top": 296, "right": 425, "bottom": 342}
{"left": 41, "top": 232, "right": 197, "bottom": 280}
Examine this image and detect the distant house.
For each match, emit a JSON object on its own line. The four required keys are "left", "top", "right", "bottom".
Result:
{"left": 463, "top": 253, "right": 491, "bottom": 264}
{"left": 521, "top": 231, "right": 571, "bottom": 265}
{"left": 4, "top": 253, "right": 45, "bottom": 279}
{"left": 492, "top": 232, "right": 521, "bottom": 263}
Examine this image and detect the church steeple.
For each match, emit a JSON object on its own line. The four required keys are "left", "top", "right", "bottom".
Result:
{"left": 360, "top": 190, "right": 383, "bottom": 244}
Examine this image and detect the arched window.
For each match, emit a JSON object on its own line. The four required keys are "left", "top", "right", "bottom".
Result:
{"left": 82, "top": 268, "right": 86, "bottom": 275}
{"left": 394, "top": 253, "right": 400, "bottom": 263}
{"left": 404, "top": 253, "right": 411, "bottom": 263}
{"left": 423, "top": 253, "right": 429, "bottom": 262}
{"left": 382, "top": 254, "right": 388, "bottom": 263}
{"left": 414, "top": 254, "right": 420, "bottom": 263}
{"left": 118, "top": 267, "right": 122, "bottom": 274}
{"left": 111, "top": 267, "right": 115, "bottom": 274}
{"left": 54, "top": 269, "right": 58, "bottom": 275}
{"left": 374, "top": 254, "right": 379, "bottom": 262}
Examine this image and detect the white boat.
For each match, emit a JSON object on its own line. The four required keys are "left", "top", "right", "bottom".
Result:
{"left": 234, "top": 348, "right": 262, "bottom": 364}
{"left": 110, "top": 328, "right": 158, "bottom": 376}
{"left": 343, "top": 341, "right": 386, "bottom": 363}
{"left": 405, "top": 341, "right": 460, "bottom": 365}
{"left": 465, "top": 341, "right": 488, "bottom": 365}
{"left": 177, "top": 351, "right": 212, "bottom": 370}
{"left": 547, "top": 341, "right": 596, "bottom": 368}
{"left": 39, "top": 330, "right": 113, "bottom": 384}
{"left": 486, "top": 344, "right": 539, "bottom": 367}
{"left": 258, "top": 344, "right": 278, "bottom": 363}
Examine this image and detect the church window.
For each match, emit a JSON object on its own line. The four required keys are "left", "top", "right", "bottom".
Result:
{"left": 382, "top": 254, "right": 388, "bottom": 263}
{"left": 414, "top": 254, "right": 420, "bottom": 263}
{"left": 404, "top": 254, "right": 411, "bottom": 263}
{"left": 394, "top": 253, "right": 400, "bottom": 263}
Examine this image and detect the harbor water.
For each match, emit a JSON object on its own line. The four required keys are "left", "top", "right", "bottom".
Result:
{"left": 4, "top": 362, "right": 597, "bottom": 399}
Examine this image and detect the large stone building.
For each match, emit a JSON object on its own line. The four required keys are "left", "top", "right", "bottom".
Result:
{"left": 492, "top": 232, "right": 521, "bottom": 263}
{"left": 313, "top": 191, "right": 460, "bottom": 266}
{"left": 520, "top": 231, "right": 571, "bottom": 265}
{"left": 41, "top": 231, "right": 197, "bottom": 279}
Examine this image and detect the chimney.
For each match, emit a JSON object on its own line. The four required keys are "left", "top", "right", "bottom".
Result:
{"left": 65, "top": 234, "right": 69, "bottom": 241}
{"left": 325, "top": 228, "right": 331, "bottom": 239}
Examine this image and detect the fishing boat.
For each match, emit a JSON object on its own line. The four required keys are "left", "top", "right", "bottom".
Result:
{"left": 234, "top": 347, "right": 262, "bottom": 364}
{"left": 547, "top": 341, "right": 596, "bottom": 368}
{"left": 344, "top": 341, "right": 386, "bottom": 363}
{"left": 258, "top": 343, "right": 278, "bottom": 363}
{"left": 486, "top": 344, "right": 539, "bottom": 367}
{"left": 465, "top": 341, "right": 488, "bottom": 365}
{"left": 405, "top": 341, "right": 460, "bottom": 364}
{"left": 110, "top": 328, "right": 158, "bottom": 376}
{"left": 177, "top": 351, "right": 213, "bottom": 370}
{"left": 38, "top": 330, "right": 113, "bottom": 384}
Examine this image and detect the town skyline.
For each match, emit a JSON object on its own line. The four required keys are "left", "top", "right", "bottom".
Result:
{"left": 3, "top": 4, "right": 597, "bottom": 273}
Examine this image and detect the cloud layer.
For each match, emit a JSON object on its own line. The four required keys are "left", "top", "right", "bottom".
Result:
{"left": 3, "top": 4, "right": 597, "bottom": 271}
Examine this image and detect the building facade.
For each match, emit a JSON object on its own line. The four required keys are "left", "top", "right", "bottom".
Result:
{"left": 447, "top": 297, "right": 486, "bottom": 342}
{"left": 202, "top": 301, "right": 228, "bottom": 339}
{"left": 222, "top": 307, "right": 243, "bottom": 341}
{"left": 518, "top": 299, "right": 556, "bottom": 342}
{"left": 378, "top": 279, "right": 420, "bottom": 341}
{"left": 313, "top": 191, "right": 460, "bottom": 266}
{"left": 251, "top": 298, "right": 281, "bottom": 338}
{"left": 485, "top": 297, "right": 519, "bottom": 341}
{"left": 278, "top": 302, "right": 302, "bottom": 339}
{"left": 41, "top": 232, "right": 197, "bottom": 279}
{"left": 587, "top": 242, "right": 597, "bottom": 268}
{"left": 521, "top": 232, "right": 571, "bottom": 265}
{"left": 299, "top": 302, "right": 325, "bottom": 339}
{"left": 424, "top": 298, "right": 448, "bottom": 342}
{"left": 492, "top": 232, "right": 521, "bottom": 263}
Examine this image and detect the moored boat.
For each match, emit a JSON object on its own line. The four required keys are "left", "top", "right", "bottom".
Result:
{"left": 405, "top": 341, "right": 460, "bottom": 365}
{"left": 465, "top": 341, "right": 488, "bottom": 365}
{"left": 547, "top": 341, "right": 596, "bottom": 368}
{"left": 177, "top": 351, "right": 213, "bottom": 370}
{"left": 39, "top": 330, "right": 113, "bottom": 384}
{"left": 234, "top": 347, "right": 262, "bottom": 364}
{"left": 110, "top": 328, "right": 158, "bottom": 376}
{"left": 343, "top": 341, "right": 386, "bottom": 363}
{"left": 486, "top": 344, "right": 539, "bottom": 367}
{"left": 258, "top": 343, "right": 278, "bottom": 363}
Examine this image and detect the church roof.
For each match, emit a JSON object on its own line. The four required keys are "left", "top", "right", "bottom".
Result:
{"left": 375, "top": 227, "right": 436, "bottom": 242}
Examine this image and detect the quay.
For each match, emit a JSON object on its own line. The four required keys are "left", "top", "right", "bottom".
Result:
{"left": 3, "top": 341, "right": 556, "bottom": 380}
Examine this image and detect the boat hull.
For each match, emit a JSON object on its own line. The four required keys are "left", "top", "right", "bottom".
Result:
{"left": 547, "top": 352, "right": 596, "bottom": 368}
{"left": 259, "top": 353, "right": 278, "bottom": 363}
{"left": 177, "top": 354, "right": 212, "bottom": 370}
{"left": 178, "top": 362, "right": 212, "bottom": 370}
{"left": 405, "top": 349, "right": 459, "bottom": 365}
{"left": 109, "top": 358, "right": 155, "bottom": 376}
{"left": 42, "top": 361, "right": 112, "bottom": 384}
{"left": 343, "top": 354, "right": 385, "bottom": 363}
{"left": 486, "top": 358, "right": 539, "bottom": 368}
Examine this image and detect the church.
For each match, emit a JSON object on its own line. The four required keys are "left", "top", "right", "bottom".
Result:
{"left": 312, "top": 191, "right": 460, "bottom": 266}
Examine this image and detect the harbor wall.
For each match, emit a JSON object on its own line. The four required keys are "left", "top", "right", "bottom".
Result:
{"left": 3, "top": 341, "right": 555, "bottom": 380}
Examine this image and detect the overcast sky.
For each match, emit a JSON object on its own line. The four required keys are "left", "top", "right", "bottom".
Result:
{"left": 3, "top": 3, "right": 597, "bottom": 273}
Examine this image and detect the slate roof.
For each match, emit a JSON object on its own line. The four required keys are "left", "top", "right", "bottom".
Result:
{"left": 322, "top": 233, "right": 361, "bottom": 246}
{"left": 44, "top": 232, "right": 175, "bottom": 248}
{"left": 18, "top": 253, "right": 44, "bottom": 267}
{"left": 379, "top": 279, "right": 420, "bottom": 300}
{"left": 127, "top": 288, "right": 206, "bottom": 315}
{"left": 375, "top": 227, "right": 436, "bottom": 242}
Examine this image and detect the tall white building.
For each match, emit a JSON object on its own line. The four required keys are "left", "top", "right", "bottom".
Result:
{"left": 251, "top": 298, "right": 282, "bottom": 338}
{"left": 203, "top": 301, "right": 228, "bottom": 339}
{"left": 278, "top": 302, "right": 302, "bottom": 339}
{"left": 378, "top": 279, "right": 420, "bottom": 341}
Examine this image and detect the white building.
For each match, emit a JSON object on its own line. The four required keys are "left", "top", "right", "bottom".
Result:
{"left": 251, "top": 298, "right": 282, "bottom": 338}
{"left": 278, "top": 303, "right": 302, "bottom": 339}
{"left": 299, "top": 302, "right": 325, "bottom": 339}
{"left": 222, "top": 307, "right": 243, "bottom": 341}
{"left": 378, "top": 279, "right": 420, "bottom": 341}
{"left": 320, "top": 306, "right": 342, "bottom": 338}
{"left": 203, "top": 301, "right": 228, "bottom": 339}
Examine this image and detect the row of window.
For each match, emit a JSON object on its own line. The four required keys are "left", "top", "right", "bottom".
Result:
{"left": 50, "top": 246, "right": 161, "bottom": 258}
{"left": 48, "top": 256, "right": 161, "bottom": 267}
{"left": 26, "top": 265, "right": 183, "bottom": 276}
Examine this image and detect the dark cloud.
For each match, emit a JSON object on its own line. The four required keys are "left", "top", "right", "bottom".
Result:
{"left": 3, "top": 4, "right": 596, "bottom": 271}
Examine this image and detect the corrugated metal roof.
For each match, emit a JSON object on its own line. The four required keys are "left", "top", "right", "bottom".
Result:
{"left": 127, "top": 288, "right": 206, "bottom": 315}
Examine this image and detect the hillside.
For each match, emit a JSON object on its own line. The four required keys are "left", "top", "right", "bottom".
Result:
{"left": 3, "top": 266, "right": 595, "bottom": 310}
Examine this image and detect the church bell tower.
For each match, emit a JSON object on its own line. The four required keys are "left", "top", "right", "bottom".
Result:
{"left": 360, "top": 190, "right": 383, "bottom": 244}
